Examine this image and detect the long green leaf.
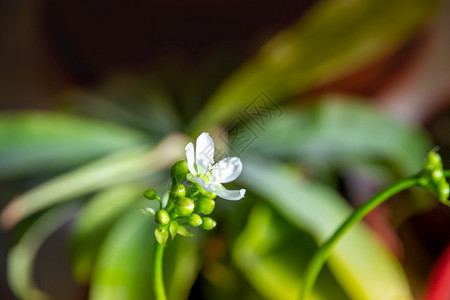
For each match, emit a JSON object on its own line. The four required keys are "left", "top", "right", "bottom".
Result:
{"left": 90, "top": 208, "right": 200, "bottom": 300}
{"left": 239, "top": 159, "right": 412, "bottom": 300}
{"left": 191, "top": 0, "right": 435, "bottom": 131}
{"left": 0, "top": 133, "right": 189, "bottom": 229}
{"left": 234, "top": 203, "right": 348, "bottom": 300}
{"left": 7, "top": 205, "right": 76, "bottom": 300}
{"left": 246, "top": 99, "right": 430, "bottom": 175}
{"left": 70, "top": 185, "right": 146, "bottom": 283}
{"left": 0, "top": 112, "right": 147, "bottom": 179}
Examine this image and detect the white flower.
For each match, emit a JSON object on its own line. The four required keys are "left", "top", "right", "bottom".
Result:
{"left": 185, "top": 132, "right": 246, "bottom": 200}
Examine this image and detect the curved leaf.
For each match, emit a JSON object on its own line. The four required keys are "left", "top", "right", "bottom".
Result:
{"left": 246, "top": 99, "right": 430, "bottom": 175}
{"left": 239, "top": 158, "right": 412, "bottom": 300}
{"left": 0, "top": 112, "right": 147, "bottom": 179}
{"left": 234, "top": 203, "right": 348, "bottom": 300}
{"left": 70, "top": 185, "right": 145, "bottom": 283}
{"left": 0, "top": 133, "right": 189, "bottom": 229}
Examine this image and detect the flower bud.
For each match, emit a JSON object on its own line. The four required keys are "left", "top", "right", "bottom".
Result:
{"left": 155, "top": 228, "right": 169, "bottom": 246}
{"left": 200, "top": 188, "right": 216, "bottom": 199}
{"left": 174, "top": 197, "right": 194, "bottom": 216}
{"left": 201, "top": 217, "right": 216, "bottom": 230}
{"left": 188, "top": 214, "right": 202, "bottom": 227}
{"left": 143, "top": 189, "right": 158, "bottom": 200}
{"left": 195, "top": 197, "right": 215, "bottom": 215}
{"left": 171, "top": 160, "right": 189, "bottom": 182}
{"left": 432, "top": 169, "right": 444, "bottom": 181}
{"left": 170, "top": 184, "right": 186, "bottom": 200}
{"left": 155, "top": 209, "right": 170, "bottom": 225}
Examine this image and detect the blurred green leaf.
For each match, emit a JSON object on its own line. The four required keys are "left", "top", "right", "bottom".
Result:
{"left": 192, "top": 0, "right": 435, "bottom": 130}
{"left": 247, "top": 98, "right": 430, "bottom": 175}
{"left": 90, "top": 209, "right": 155, "bottom": 300}
{"left": 234, "top": 204, "right": 348, "bottom": 300}
{"left": 0, "top": 112, "right": 148, "bottom": 179}
{"left": 90, "top": 208, "right": 200, "bottom": 300}
{"left": 7, "top": 205, "right": 75, "bottom": 300}
{"left": 70, "top": 185, "right": 145, "bottom": 283}
{"left": 239, "top": 159, "right": 412, "bottom": 300}
{"left": 0, "top": 134, "right": 188, "bottom": 229}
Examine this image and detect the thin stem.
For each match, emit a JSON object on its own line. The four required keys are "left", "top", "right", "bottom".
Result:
{"left": 299, "top": 176, "right": 422, "bottom": 300}
{"left": 153, "top": 242, "right": 167, "bottom": 300}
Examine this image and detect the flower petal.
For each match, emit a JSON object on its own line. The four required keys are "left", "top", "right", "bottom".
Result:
{"left": 195, "top": 132, "right": 214, "bottom": 174}
{"left": 211, "top": 157, "right": 243, "bottom": 183}
{"left": 190, "top": 176, "right": 216, "bottom": 193}
{"left": 215, "top": 184, "right": 246, "bottom": 201}
{"left": 185, "top": 142, "right": 196, "bottom": 175}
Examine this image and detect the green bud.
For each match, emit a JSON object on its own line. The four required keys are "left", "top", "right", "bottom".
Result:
{"left": 432, "top": 169, "right": 444, "bottom": 181}
{"left": 428, "top": 152, "right": 442, "bottom": 166}
{"left": 195, "top": 197, "right": 215, "bottom": 215}
{"left": 171, "top": 160, "right": 189, "bottom": 182}
{"left": 174, "top": 197, "right": 194, "bottom": 216}
{"left": 438, "top": 181, "right": 450, "bottom": 202}
{"left": 155, "top": 228, "right": 169, "bottom": 246}
{"left": 143, "top": 189, "right": 158, "bottom": 200}
{"left": 200, "top": 188, "right": 216, "bottom": 199}
{"left": 188, "top": 214, "right": 202, "bottom": 227}
{"left": 170, "top": 184, "right": 186, "bottom": 200}
{"left": 155, "top": 210, "right": 170, "bottom": 225}
{"left": 201, "top": 217, "right": 217, "bottom": 230}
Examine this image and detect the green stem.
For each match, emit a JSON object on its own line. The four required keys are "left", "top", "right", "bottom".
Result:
{"left": 153, "top": 242, "right": 167, "bottom": 300}
{"left": 299, "top": 176, "right": 422, "bottom": 300}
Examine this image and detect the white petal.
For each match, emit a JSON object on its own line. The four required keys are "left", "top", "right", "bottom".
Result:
{"left": 215, "top": 184, "right": 246, "bottom": 201}
{"left": 185, "top": 142, "right": 196, "bottom": 175}
{"left": 191, "top": 176, "right": 216, "bottom": 193}
{"left": 211, "top": 157, "right": 242, "bottom": 183}
{"left": 195, "top": 132, "right": 214, "bottom": 174}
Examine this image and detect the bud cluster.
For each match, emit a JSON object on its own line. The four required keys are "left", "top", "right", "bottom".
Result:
{"left": 419, "top": 151, "right": 450, "bottom": 206}
{"left": 142, "top": 160, "right": 219, "bottom": 246}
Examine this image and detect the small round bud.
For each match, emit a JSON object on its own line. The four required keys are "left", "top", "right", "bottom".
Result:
{"left": 174, "top": 197, "right": 194, "bottom": 216}
{"left": 429, "top": 152, "right": 442, "bottom": 165}
{"left": 170, "top": 184, "right": 186, "bottom": 200}
{"left": 155, "top": 210, "right": 170, "bottom": 225}
{"left": 432, "top": 169, "right": 444, "bottom": 181}
{"left": 143, "top": 189, "right": 158, "bottom": 200}
{"left": 439, "top": 181, "right": 450, "bottom": 200}
{"left": 201, "top": 217, "right": 217, "bottom": 230}
{"left": 171, "top": 160, "right": 189, "bottom": 182}
{"left": 200, "top": 188, "right": 216, "bottom": 199}
{"left": 195, "top": 198, "right": 215, "bottom": 215}
{"left": 188, "top": 214, "right": 202, "bottom": 227}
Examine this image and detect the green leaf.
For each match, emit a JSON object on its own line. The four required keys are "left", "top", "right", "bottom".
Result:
{"left": 177, "top": 225, "right": 194, "bottom": 237}
{"left": 246, "top": 98, "right": 430, "bottom": 175}
{"left": 90, "top": 210, "right": 155, "bottom": 300}
{"left": 0, "top": 133, "right": 189, "bottom": 229}
{"left": 7, "top": 205, "right": 76, "bottom": 300}
{"left": 69, "top": 185, "right": 144, "bottom": 283}
{"left": 155, "top": 228, "right": 169, "bottom": 246}
{"left": 0, "top": 112, "right": 147, "bottom": 179}
{"left": 239, "top": 158, "right": 412, "bottom": 300}
{"left": 169, "top": 221, "right": 179, "bottom": 239}
{"left": 234, "top": 204, "right": 348, "bottom": 300}
{"left": 90, "top": 209, "right": 200, "bottom": 300}
{"left": 191, "top": 0, "right": 435, "bottom": 130}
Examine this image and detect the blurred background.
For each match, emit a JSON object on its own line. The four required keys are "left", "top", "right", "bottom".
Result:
{"left": 1, "top": 0, "right": 450, "bottom": 299}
